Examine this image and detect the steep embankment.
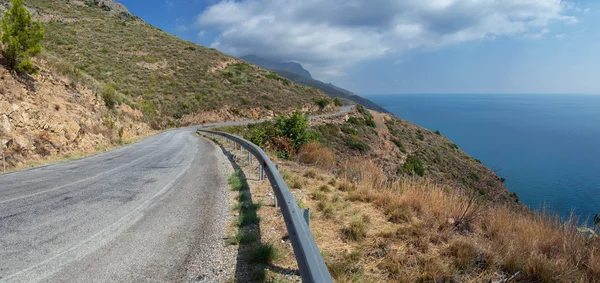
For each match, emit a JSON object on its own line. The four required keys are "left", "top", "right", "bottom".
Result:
{"left": 0, "top": 0, "right": 335, "bottom": 170}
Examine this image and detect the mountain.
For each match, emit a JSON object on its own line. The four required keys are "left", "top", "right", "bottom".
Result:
{"left": 241, "top": 55, "right": 313, "bottom": 79}
{"left": 240, "top": 55, "right": 390, "bottom": 113}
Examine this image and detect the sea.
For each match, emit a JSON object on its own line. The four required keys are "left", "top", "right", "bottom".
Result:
{"left": 366, "top": 93, "right": 600, "bottom": 225}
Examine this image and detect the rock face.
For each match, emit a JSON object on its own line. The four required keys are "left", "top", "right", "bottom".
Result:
{"left": 0, "top": 58, "right": 152, "bottom": 170}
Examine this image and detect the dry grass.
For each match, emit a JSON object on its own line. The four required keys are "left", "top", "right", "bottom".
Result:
{"left": 332, "top": 160, "right": 600, "bottom": 282}
{"left": 297, "top": 142, "right": 336, "bottom": 171}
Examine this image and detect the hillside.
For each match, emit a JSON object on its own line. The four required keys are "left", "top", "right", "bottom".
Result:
{"left": 241, "top": 55, "right": 390, "bottom": 113}
{"left": 0, "top": 0, "right": 336, "bottom": 170}
{"left": 17, "top": 0, "right": 329, "bottom": 127}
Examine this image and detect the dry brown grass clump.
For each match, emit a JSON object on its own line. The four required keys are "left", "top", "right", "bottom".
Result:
{"left": 297, "top": 142, "right": 336, "bottom": 170}
{"left": 335, "top": 160, "right": 600, "bottom": 282}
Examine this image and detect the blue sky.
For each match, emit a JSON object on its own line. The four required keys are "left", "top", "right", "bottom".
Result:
{"left": 120, "top": 0, "right": 600, "bottom": 94}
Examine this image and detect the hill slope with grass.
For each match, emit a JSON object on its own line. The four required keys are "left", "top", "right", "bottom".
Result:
{"left": 18, "top": 0, "right": 329, "bottom": 127}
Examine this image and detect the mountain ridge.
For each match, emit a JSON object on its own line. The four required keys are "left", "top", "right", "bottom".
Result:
{"left": 241, "top": 55, "right": 390, "bottom": 113}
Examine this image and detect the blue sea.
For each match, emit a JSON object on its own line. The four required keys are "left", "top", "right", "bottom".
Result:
{"left": 366, "top": 94, "right": 600, "bottom": 224}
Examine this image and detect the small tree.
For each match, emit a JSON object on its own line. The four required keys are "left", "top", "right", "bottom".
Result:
{"left": 1, "top": 0, "right": 44, "bottom": 74}
{"left": 276, "top": 108, "right": 313, "bottom": 150}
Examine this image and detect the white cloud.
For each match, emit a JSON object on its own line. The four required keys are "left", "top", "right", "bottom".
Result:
{"left": 524, "top": 28, "right": 551, "bottom": 40}
{"left": 197, "top": 30, "right": 206, "bottom": 38}
{"left": 197, "top": 0, "right": 577, "bottom": 78}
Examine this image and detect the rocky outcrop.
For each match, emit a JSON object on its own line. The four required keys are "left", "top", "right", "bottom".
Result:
{"left": 0, "top": 58, "right": 152, "bottom": 170}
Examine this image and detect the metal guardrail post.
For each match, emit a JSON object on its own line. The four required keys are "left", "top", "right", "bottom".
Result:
{"left": 304, "top": 208, "right": 311, "bottom": 228}
{"left": 198, "top": 129, "right": 333, "bottom": 282}
{"left": 260, "top": 164, "right": 264, "bottom": 181}
{"left": 248, "top": 151, "right": 252, "bottom": 164}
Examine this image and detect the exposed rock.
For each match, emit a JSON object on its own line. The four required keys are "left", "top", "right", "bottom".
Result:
{"left": 0, "top": 115, "right": 12, "bottom": 136}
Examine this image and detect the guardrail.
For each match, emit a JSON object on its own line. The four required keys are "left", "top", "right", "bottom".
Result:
{"left": 197, "top": 129, "right": 333, "bottom": 283}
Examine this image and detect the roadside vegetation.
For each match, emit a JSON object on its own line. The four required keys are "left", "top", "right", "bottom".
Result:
{"left": 216, "top": 105, "right": 600, "bottom": 282}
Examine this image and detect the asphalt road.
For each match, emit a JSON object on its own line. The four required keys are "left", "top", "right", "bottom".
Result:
{"left": 0, "top": 105, "right": 353, "bottom": 282}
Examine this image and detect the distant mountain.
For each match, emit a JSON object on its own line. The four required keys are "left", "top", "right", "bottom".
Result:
{"left": 241, "top": 55, "right": 313, "bottom": 79}
{"left": 241, "top": 55, "right": 389, "bottom": 113}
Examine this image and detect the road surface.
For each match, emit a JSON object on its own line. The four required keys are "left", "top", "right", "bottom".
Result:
{"left": 0, "top": 105, "right": 353, "bottom": 282}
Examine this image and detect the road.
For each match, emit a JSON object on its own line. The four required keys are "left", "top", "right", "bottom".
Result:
{"left": 0, "top": 105, "right": 353, "bottom": 282}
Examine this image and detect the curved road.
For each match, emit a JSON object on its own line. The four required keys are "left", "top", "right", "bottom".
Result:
{"left": 0, "top": 105, "right": 353, "bottom": 282}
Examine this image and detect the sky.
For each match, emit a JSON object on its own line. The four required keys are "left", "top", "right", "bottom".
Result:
{"left": 119, "top": 0, "right": 600, "bottom": 95}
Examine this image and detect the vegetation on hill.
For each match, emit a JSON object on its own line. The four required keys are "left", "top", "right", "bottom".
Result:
{"left": 1, "top": 0, "right": 44, "bottom": 73}
{"left": 21, "top": 0, "right": 328, "bottom": 128}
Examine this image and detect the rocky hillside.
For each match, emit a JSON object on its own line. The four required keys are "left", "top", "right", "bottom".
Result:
{"left": 0, "top": 57, "right": 152, "bottom": 170}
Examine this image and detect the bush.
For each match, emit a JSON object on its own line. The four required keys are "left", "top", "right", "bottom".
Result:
{"left": 101, "top": 84, "right": 120, "bottom": 109}
{"left": 275, "top": 108, "right": 315, "bottom": 150}
{"left": 346, "top": 136, "right": 370, "bottom": 152}
{"left": 333, "top": 97, "right": 343, "bottom": 106}
{"left": 416, "top": 130, "right": 425, "bottom": 141}
{"left": 348, "top": 117, "right": 365, "bottom": 126}
{"left": 315, "top": 97, "right": 330, "bottom": 108}
{"left": 392, "top": 138, "right": 407, "bottom": 153}
{"left": 365, "top": 118, "right": 376, "bottom": 128}
{"left": 404, "top": 155, "right": 424, "bottom": 176}
{"left": 1, "top": 0, "right": 44, "bottom": 74}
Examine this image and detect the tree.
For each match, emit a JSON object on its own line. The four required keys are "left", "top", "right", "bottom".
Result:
{"left": 1, "top": 0, "right": 44, "bottom": 74}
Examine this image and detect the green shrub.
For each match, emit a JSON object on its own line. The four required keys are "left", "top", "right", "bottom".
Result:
{"left": 435, "top": 130, "right": 441, "bottom": 135}
{"left": 228, "top": 170, "right": 245, "bottom": 191}
{"left": 227, "top": 230, "right": 257, "bottom": 245}
{"left": 365, "top": 118, "right": 376, "bottom": 128}
{"left": 315, "top": 97, "right": 330, "bottom": 108}
{"left": 341, "top": 124, "right": 358, "bottom": 135}
{"left": 469, "top": 171, "right": 481, "bottom": 181}
{"left": 404, "top": 155, "right": 424, "bottom": 176}
{"left": 416, "top": 130, "right": 425, "bottom": 141}
{"left": 276, "top": 108, "right": 315, "bottom": 150}
{"left": 1, "top": 0, "right": 44, "bottom": 74}
{"left": 346, "top": 136, "right": 370, "bottom": 152}
{"left": 347, "top": 117, "right": 365, "bottom": 126}
{"left": 392, "top": 138, "right": 407, "bottom": 153}
{"left": 333, "top": 97, "right": 343, "bottom": 106}
{"left": 101, "top": 84, "right": 119, "bottom": 109}
{"left": 237, "top": 210, "right": 260, "bottom": 227}
{"left": 249, "top": 243, "right": 280, "bottom": 264}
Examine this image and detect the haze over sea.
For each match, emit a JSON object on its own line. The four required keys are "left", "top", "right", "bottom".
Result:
{"left": 366, "top": 94, "right": 600, "bottom": 224}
